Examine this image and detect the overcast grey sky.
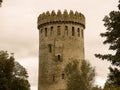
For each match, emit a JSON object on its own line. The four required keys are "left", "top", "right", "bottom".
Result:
{"left": 0, "top": 0, "right": 118, "bottom": 90}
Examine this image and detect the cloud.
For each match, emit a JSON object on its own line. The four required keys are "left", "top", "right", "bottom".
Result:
{"left": 95, "top": 76, "right": 106, "bottom": 88}
{"left": 0, "top": 0, "right": 119, "bottom": 89}
{"left": 31, "top": 86, "right": 37, "bottom": 90}
{"left": 0, "top": 3, "right": 39, "bottom": 58}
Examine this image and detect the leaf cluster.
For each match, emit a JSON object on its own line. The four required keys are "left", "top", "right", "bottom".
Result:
{"left": 95, "top": 0, "right": 120, "bottom": 66}
{"left": 95, "top": 0, "right": 120, "bottom": 89}
{"left": 0, "top": 51, "right": 30, "bottom": 90}
{"left": 64, "top": 59, "right": 95, "bottom": 90}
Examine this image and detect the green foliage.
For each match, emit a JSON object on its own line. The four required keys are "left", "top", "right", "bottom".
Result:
{"left": 95, "top": 0, "right": 120, "bottom": 89}
{"left": 95, "top": 6, "right": 120, "bottom": 66}
{"left": 0, "top": 51, "right": 14, "bottom": 90}
{"left": 64, "top": 60, "right": 95, "bottom": 90}
{"left": 0, "top": 50, "right": 30, "bottom": 90}
{"left": 106, "top": 67, "right": 120, "bottom": 86}
{"left": 13, "top": 61, "right": 28, "bottom": 79}
{"left": 12, "top": 61, "right": 30, "bottom": 90}
{"left": 64, "top": 60, "right": 79, "bottom": 76}
{"left": 11, "top": 77, "right": 30, "bottom": 90}
{"left": 92, "top": 86, "right": 102, "bottom": 90}
{"left": 103, "top": 84, "right": 120, "bottom": 90}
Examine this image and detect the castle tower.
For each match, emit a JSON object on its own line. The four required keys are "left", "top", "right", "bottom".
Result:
{"left": 37, "top": 10, "right": 85, "bottom": 90}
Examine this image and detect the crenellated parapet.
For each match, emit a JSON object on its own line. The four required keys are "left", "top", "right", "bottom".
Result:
{"left": 38, "top": 10, "right": 85, "bottom": 90}
{"left": 37, "top": 10, "right": 85, "bottom": 29}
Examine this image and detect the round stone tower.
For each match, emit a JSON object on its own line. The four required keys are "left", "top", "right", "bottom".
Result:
{"left": 37, "top": 10, "right": 85, "bottom": 90}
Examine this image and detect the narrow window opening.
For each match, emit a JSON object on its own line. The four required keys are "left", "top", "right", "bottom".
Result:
{"left": 48, "top": 44, "right": 52, "bottom": 53}
{"left": 78, "top": 28, "right": 80, "bottom": 37}
{"left": 45, "top": 28, "right": 47, "bottom": 37}
{"left": 62, "top": 73, "right": 65, "bottom": 79}
{"left": 50, "top": 26, "right": 53, "bottom": 36}
{"left": 65, "top": 26, "right": 68, "bottom": 36}
{"left": 57, "top": 26, "right": 61, "bottom": 35}
{"left": 72, "top": 27, "right": 75, "bottom": 36}
{"left": 65, "top": 26, "right": 68, "bottom": 30}
{"left": 58, "top": 55, "right": 61, "bottom": 61}
{"left": 81, "top": 29, "right": 83, "bottom": 38}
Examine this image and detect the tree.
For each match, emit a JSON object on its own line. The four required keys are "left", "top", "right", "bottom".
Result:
{"left": 0, "top": 51, "right": 14, "bottom": 90}
{"left": 0, "top": 50, "right": 30, "bottom": 90}
{"left": 103, "top": 67, "right": 120, "bottom": 90}
{"left": 95, "top": 0, "right": 120, "bottom": 88}
{"left": 92, "top": 86, "right": 102, "bottom": 90}
{"left": 11, "top": 62, "right": 30, "bottom": 90}
{"left": 64, "top": 60, "right": 95, "bottom": 90}
{"left": 103, "top": 82, "right": 120, "bottom": 90}
{"left": 0, "top": 0, "right": 2, "bottom": 7}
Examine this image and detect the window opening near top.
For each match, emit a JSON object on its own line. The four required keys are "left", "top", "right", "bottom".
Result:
{"left": 65, "top": 26, "right": 68, "bottom": 30}
{"left": 45, "top": 28, "right": 47, "bottom": 37}
{"left": 78, "top": 28, "right": 80, "bottom": 37}
{"left": 81, "top": 29, "right": 83, "bottom": 38}
{"left": 57, "top": 26, "right": 61, "bottom": 35}
{"left": 65, "top": 26, "right": 68, "bottom": 36}
{"left": 72, "top": 27, "right": 75, "bottom": 36}
{"left": 50, "top": 26, "right": 53, "bottom": 36}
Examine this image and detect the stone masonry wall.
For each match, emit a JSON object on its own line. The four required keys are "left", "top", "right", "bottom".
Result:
{"left": 38, "top": 10, "right": 85, "bottom": 90}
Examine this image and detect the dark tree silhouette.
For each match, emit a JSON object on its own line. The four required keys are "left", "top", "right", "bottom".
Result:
{"left": 0, "top": 0, "right": 2, "bottom": 7}
{"left": 95, "top": 0, "right": 120, "bottom": 88}
{"left": 0, "top": 51, "right": 30, "bottom": 90}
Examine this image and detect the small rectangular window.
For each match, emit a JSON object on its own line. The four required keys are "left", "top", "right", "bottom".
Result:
{"left": 58, "top": 55, "right": 61, "bottom": 61}
{"left": 57, "top": 26, "right": 61, "bottom": 35}
{"left": 65, "top": 26, "right": 68, "bottom": 30}
{"left": 65, "top": 26, "right": 68, "bottom": 36}
{"left": 57, "top": 55, "right": 63, "bottom": 62}
{"left": 45, "top": 28, "right": 47, "bottom": 37}
{"left": 81, "top": 29, "right": 83, "bottom": 38}
{"left": 72, "top": 27, "right": 75, "bottom": 36}
{"left": 50, "top": 26, "right": 53, "bottom": 36}
{"left": 78, "top": 28, "right": 80, "bottom": 37}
